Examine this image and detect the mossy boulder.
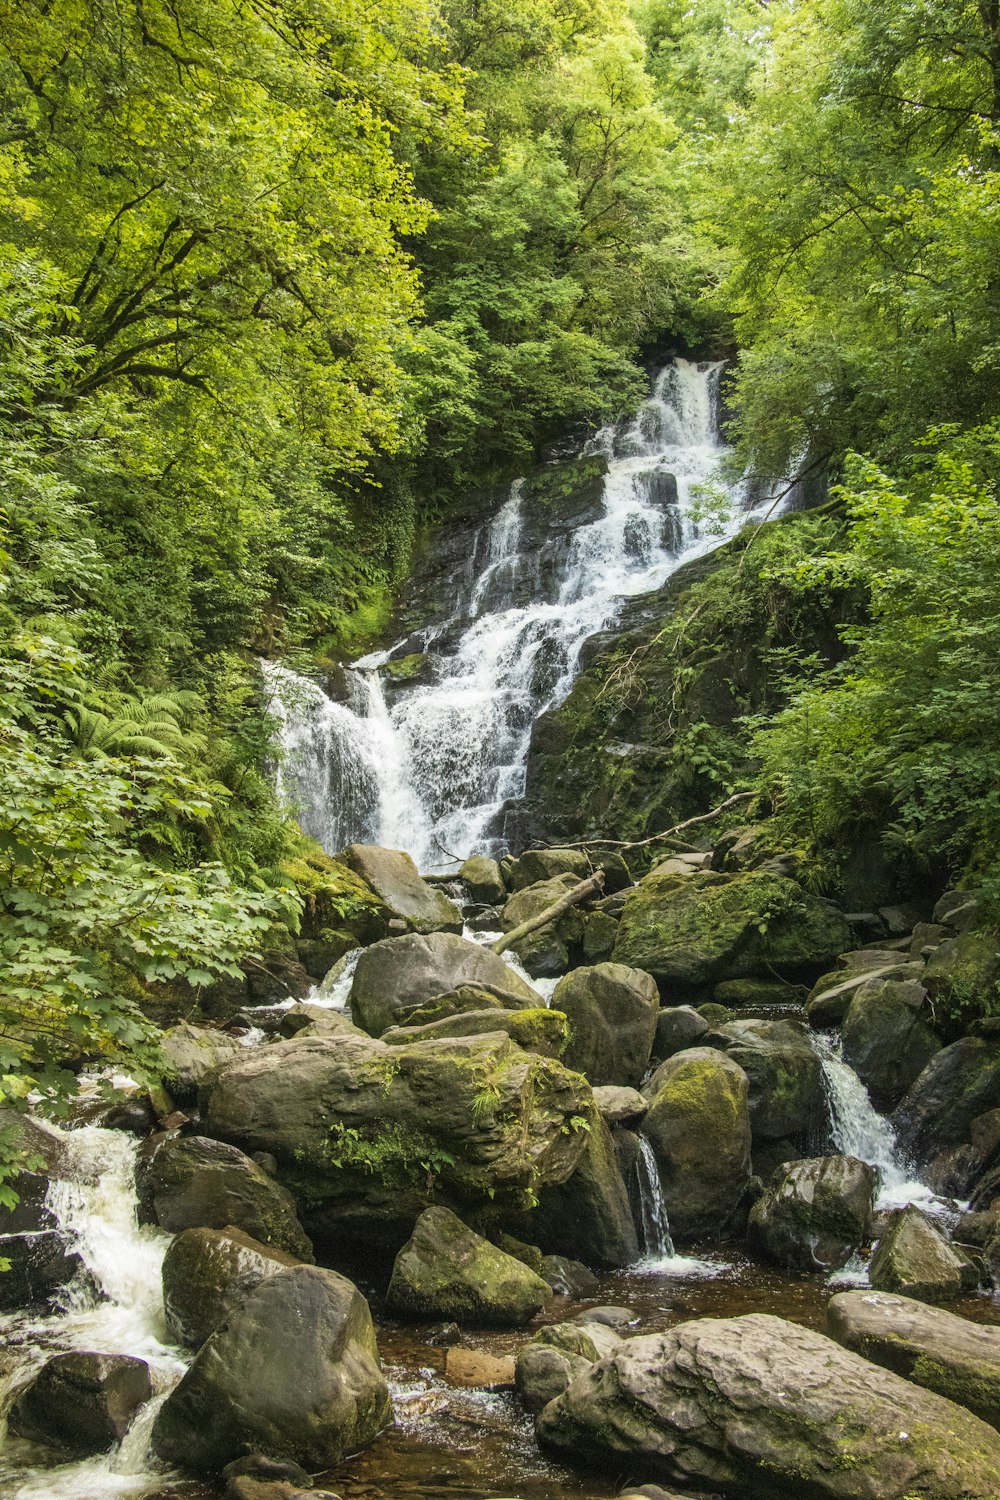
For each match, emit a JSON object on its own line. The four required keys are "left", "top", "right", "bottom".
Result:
{"left": 136, "top": 1135, "right": 314, "bottom": 1261}
{"left": 278, "top": 848, "right": 391, "bottom": 948}
{"left": 152, "top": 1265, "right": 391, "bottom": 1474}
{"left": 870, "top": 1206, "right": 978, "bottom": 1301}
{"left": 348, "top": 931, "right": 541, "bottom": 1037}
{"left": 640, "top": 1047, "right": 751, "bottom": 1240}
{"left": 162, "top": 1226, "right": 302, "bottom": 1347}
{"left": 514, "top": 1320, "right": 610, "bottom": 1413}
{"left": 893, "top": 1037, "right": 1000, "bottom": 1167}
{"left": 201, "top": 1029, "right": 594, "bottom": 1250}
{"left": 841, "top": 979, "right": 942, "bottom": 1110}
{"left": 707, "top": 1017, "right": 824, "bottom": 1141}
{"left": 828, "top": 1290, "right": 1000, "bottom": 1429}
{"left": 613, "top": 870, "right": 852, "bottom": 995}
{"left": 340, "top": 844, "right": 463, "bottom": 935}
{"left": 923, "top": 931, "right": 1000, "bottom": 1016}
{"left": 653, "top": 1004, "right": 709, "bottom": 1059}
{"left": 514, "top": 1111, "right": 639, "bottom": 1270}
{"left": 382, "top": 1008, "right": 568, "bottom": 1058}
{"left": 748, "top": 1155, "right": 876, "bottom": 1272}
{"left": 509, "top": 848, "right": 593, "bottom": 890}
{"left": 158, "top": 1023, "right": 243, "bottom": 1106}
{"left": 459, "top": 856, "right": 506, "bottom": 905}
{"left": 552, "top": 962, "right": 659, "bottom": 1088}
{"left": 385, "top": 1206, "right": 552, "bottom": 1326}
{"left": 500, "top": 875, "right": 587, "bottom": 977}
{"left": 535, "top": 1313, "right": 1000, "bottom": 1498}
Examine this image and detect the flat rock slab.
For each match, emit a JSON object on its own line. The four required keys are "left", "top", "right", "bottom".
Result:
{"left": 828, "top": 1289, "right": 1000, "bottom": 1428}
{"left": 536, "top": 1312, "right": 1000, "bottom": 1498}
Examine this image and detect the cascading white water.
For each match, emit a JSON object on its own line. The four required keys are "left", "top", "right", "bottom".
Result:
{"left": 813, "top": 1034, "right": 938, "bottom": 1211}
{"left": 635, "top": 1137, "right": 675, "bottom": 1259}
{"left": 266, "top": 359, "right": 782, "bottom": 867}
{"left": 0, "top": 1125, "right": 187, "bottom": 1499}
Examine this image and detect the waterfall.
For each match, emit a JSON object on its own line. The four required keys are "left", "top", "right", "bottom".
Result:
{"left": 635, "top": 1137, "right": 675, "bottom": 1259}
{"left": 813, "top": 1034, "right": 936, "bottom": 1211}
{"left": 0, "top": 1125, "right": 187, "bottom": 1499}
{"left": 265, "top": 358, "right": 783, "bottom": 867}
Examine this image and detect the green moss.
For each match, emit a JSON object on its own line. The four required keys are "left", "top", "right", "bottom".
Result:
{"left": 382, "top": 652, "right": 426, "bottom": 682}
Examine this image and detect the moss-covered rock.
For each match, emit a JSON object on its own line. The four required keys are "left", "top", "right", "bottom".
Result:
{"left": 340, "top": 844, "right": 463, "bottom": 934}
{"left": 870, "top": 1206, "right": 978, "bottom": 1301}
{"left": 162, "top": 1226, "right": 301, "bottom": 1347}
{"left": 893, "top": 1037, "right": 1000, "bottom": 1167}
{"left": 9, "top": 1353, "right": 152, "bottom": 1456}
{"left": 348, "top": 931, "right": 540, "bottom": 1037}
{"left": 841, "top": 979, "right": 942, "bottom": 1110}
{"left": 552, "top": 962, "right": 659, "bottom": 1088}
{"left": 499, "top": 874, "right": 586, "bottom": 977}
{"left": 640, "top": 1047, "right": 751, "bottom": 1240}
{"left": 748, "top": 1155, "right": 875, "bottom": 1272}
{"left": 381, "top": 1007, "right": 568, "bottom": 1058}
{"left": 158, "top": 1022, "right": 243, "bottom": 1106}
{"left": 514, "top": 1110, "right": 639, "bottom": 1270}
{"left": 459, "top": 855, "right": 506, "bottom": 905}
{"left": 385, "top": 1206, "right": 552, "bottom": 1326}
{"left": 613, "top": 869, "right": 851, "bottom": 995}
{"left": 707, "top": 1017, "right": 824, "bottom": 1141}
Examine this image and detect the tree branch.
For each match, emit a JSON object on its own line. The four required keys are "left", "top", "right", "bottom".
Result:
{"left": 491, "top": 872, "right": 605, "bottom": 955}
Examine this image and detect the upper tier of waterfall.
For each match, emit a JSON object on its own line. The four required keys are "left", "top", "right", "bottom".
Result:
{"left": 264, "top": 359, "right": 781, "bottom": 868}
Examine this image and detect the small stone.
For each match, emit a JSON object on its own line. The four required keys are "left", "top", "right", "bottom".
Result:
{"left": 571, "top": 1304, "right": 636, "bottom": 1330}
{"left": 424, "top": 1322, "right": 462, "bottom": 1346}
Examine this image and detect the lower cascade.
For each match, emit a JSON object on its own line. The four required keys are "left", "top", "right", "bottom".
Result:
{"left": 265, "top": 359, "right": 783, "bottom": 866}
{"left": 635, "top": 1136, "right": 675, "bottom": 1261}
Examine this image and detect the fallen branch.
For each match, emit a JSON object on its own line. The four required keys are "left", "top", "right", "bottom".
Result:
{"left": 567, "top": 790, "right": 757, "bottom": 856}
{"left": 491, "top": 872, "right": 605, "bottom": 956}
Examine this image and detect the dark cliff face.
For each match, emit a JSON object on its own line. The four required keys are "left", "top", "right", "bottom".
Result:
{"left": 502, "top": 510, "right": 856, "bottom": 859}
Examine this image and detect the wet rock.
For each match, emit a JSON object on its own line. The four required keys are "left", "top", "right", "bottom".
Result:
{"left": 382, "top": 1007, "right": 567, "bottom": 1058}
{"left": 136, "top": 1134, "right": 313, "bottom": 1260}
{"left": 515, "top": 1320, "right": 609, "bottom": 1412}
{"left": 0, "top": 1112, "right": 67, "bottom": 1236}
{"left": 444, "top": 1347, "right": 516, "bottom": 1388}
{"left": 159, "top": 1022, "right": 243, "bottom": 1105}
{"left": 841, "top": 979, "right": 942, "bottom": 1110}
{"left": 424, "top": 1321, "right": 462, "bottom": 1345}
{"left": 805, "top": 954, "right": 923, "bottom": 1027}
{"left": 500, "top": 875, "right": 587, "bottom": 977}
{"left": 102, "top": 1097, "right": 158, "bottom": 1135}
{"left": 640, "top": 1048, "right": 751, "bottom": 1240}
{"left": 348, "top": 931, "right": 540, "bottom": 1036}
{"left": 748, "top": 1155, "right": 876, "bottom": 1272}
{"left": 573, "top": 1304, "right": 636, "bottom": 1330}
{"left": 385, "top": 1206, "right": 552, "bottom": 1326}
{"left": 340, "top": 843, "right": 463, "bottom": 934}
{"left": 870, "top": 1205, "right": 978, "bottom": 1301}
{"left": 459, "top": 856, "right": 506, "bottom": 905}
{"left": 277, "top": 1004, "right": 364, "bottom": 1039}
{"left": 508, "top": 848, "right": 592, "bottom": 890}
{"left": 162, "top": 1226, "right": 301, "bottom": 1346}
{"left": 539, "top": 1254, "right": 599, "bottom": 1296}
{"left": 592, "top": 1085, "right": 647, "bottom": 1126}
{"left": 828, "top": 1289, "right": 1000, "bottom": 1427}
{"left": 612, "top": 869, "right": 852, "bottom": 993}
{"left": 10, "top": 1351, "right": 152, "bottom": 1455}
{"left": 0, "top": 1230, "right": 81, "bottom": 1311}
{"left": 244, "top": 950, "right": 313, "bottom": 1007}
{"left": 535, "top": 1312, "right": 1000, "bottom": 1497}
{"left": 706, "top": 1018, "right": 824, "bottom": 1140}
{"left": 202, "top": 1029, "right": 593, "bottom": 1249}
{"left": 893, "top": 1037, "right": 1000, "bottom": 1166}
{"left": 152, "top": 1265, "right": 390, "bottom": 1473}
{"left": 653, "top": 1005, "right": 708, "bottom": 1059}
{"left": 516, "top": 1111, "right": 639, "bottom": 1270}
{"left": 222, "top": 1454, "right": 314, "bottom": 1488}
{"left": 552, "top": 963, "right": 659, "bottom": 1088}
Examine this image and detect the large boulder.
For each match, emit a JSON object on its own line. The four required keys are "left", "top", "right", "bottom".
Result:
{"left": 340, "top": 843, "right": 463, "bottom": 934}
{"left": 806, "top": 952, "right": 924, "bottom": 1028}
{"left": 152, "top": 1265, "right": 391, "bottom": 1473}
{"left": 459, "top": 855, "right": 506, "bottom": 905}
{"left": 136, "top": 1135, "right": 313, "bottom": 1260}
{"left": 828, "top": 1290, "right": 1000, "bottom": 1428}
{"left": 706, "top": 1018, "right": 824, "bottom": 1140}
{"left": 893, "top": 1037, "right": 1000, "bottom": 1166}
{"left": 653, "top": 1005, "right": 709, "bottom": 1059}
{"left": 9, "top": 1352, "right": 152, "bottom": 1455}
{"left": 159, "top": 1022, "right": 243, "bottom": 1105}
{"left": 202, "top": 1030, "right": 594, "bottom": 1249}
{"left": 841, "top": 979, "right": 941, "bottom": 1110}
{"left": 748, "top": 1156, "right": 876, "bottom": 1272}
{"left": 552, "top": 963, "right": 659, "bottom": 1087}
{"left": 509, "top": 848, "right": 593, "bottom": 890}
{"left": 385, "top": 1206, "right": 551, "bottom": 1326}
{"left": 162, "top": 1226, "right": 301, "bottom": 1347}
{"left": 613, "top": 870, "right": 851, "bottom": 994}
{"left": 869, "top": 1205, "right": 977, "bottom": 1301}
{"left": 923, "top": 931, "right": 1000, "bottom": 1012}
{"left": 516, "top": 1112, "right": 639, "bottom": 1270}
{"left": 536, "top": 1313, "right": 1000, "bottom": 1498}
{"left": 348, "top": 931, "right": 540, "bottom": 1037}
{"left": 640, "top": 1048, "right": 751, "bottom": 1240}
{"left": 500, "top": 875, "right": 587, "bottom": 977}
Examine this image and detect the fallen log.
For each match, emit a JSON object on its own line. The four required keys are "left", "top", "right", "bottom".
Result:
{"left": 491, "top": 872, "right": 605, "bottom": 956}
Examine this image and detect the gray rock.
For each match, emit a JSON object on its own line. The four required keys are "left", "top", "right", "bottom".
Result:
{"left": 870, "top": 1205, "right": 978, "bottom": 1301}
{"left": 515, "top": 1343, "right": 592, "bottom": 1412}
{"left": 509, "top": 848, "right": 592, "bottom": 890}
{"left": 159, "top": 1022, "right": 243, "bottom": 1104}
{"left": 518, "top": 1111, "right": 639, "bottom": 1270}
{"left": 136, "top": 1135, "right": 313, "bottom": 1260}
{"left": 806, "top": 959, "right": 924, "bottom": 1027}
{"left": 340, "top": 844, "right": 463, "bottom": 934}
{"left": 459, "top": 856, "right": 506, "bottom": 905}
{"left": 385, "top": 1206, "right": 551, "bottom": 1326}
{"left": 841, "top": 979, "right": 941, "bottom": 1110}
{"left": 500, "top": 875, "right": 586, "bottom": 977}
{"left": 10, "top": 1352, "right": 151, "bottom": 1455}
{"left": 828, "top": 1289, "right": 1000, "bottom": 1427}
{"left": 707, "top": 1017, "right": 824, "bottom": 1140}
{"left": 162, "top": 1226, "right": 301, "bottom": 1346}
{"left": 653, "top": 1005, "right": 709, "bottom": 1059}
{"left": 539, "top": 1254, "right": 599, "bottom": 1296}
{"left": 152, "top": 1266, "right": 390, "bottom": 1473}
{"left": 591, "top": 1085, "right": 648, "bottom": 1126}
{"left": 748, "top": 1155, "right": 875, "bottom": 1271}
{"left": 552, "top": 963, "right": 659, "bottom": 1088}
{"left": 536, "top": 1313, "right": 1000, "bottom": 1497}
{"left": 348, "top": 930, "right": 540, "bottom": 1037}
{"left": 0, "top": 1230, "right": 81, "bottom": 1311}
{"left": 640, "top": 1048, "right": 751, "bottom": 1240}
{"left": 893, "top": 1037, "right": 1000, "bottom": 1166}
{"left": 381, "top": 1007, "right": 566, "bottom": 1057}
